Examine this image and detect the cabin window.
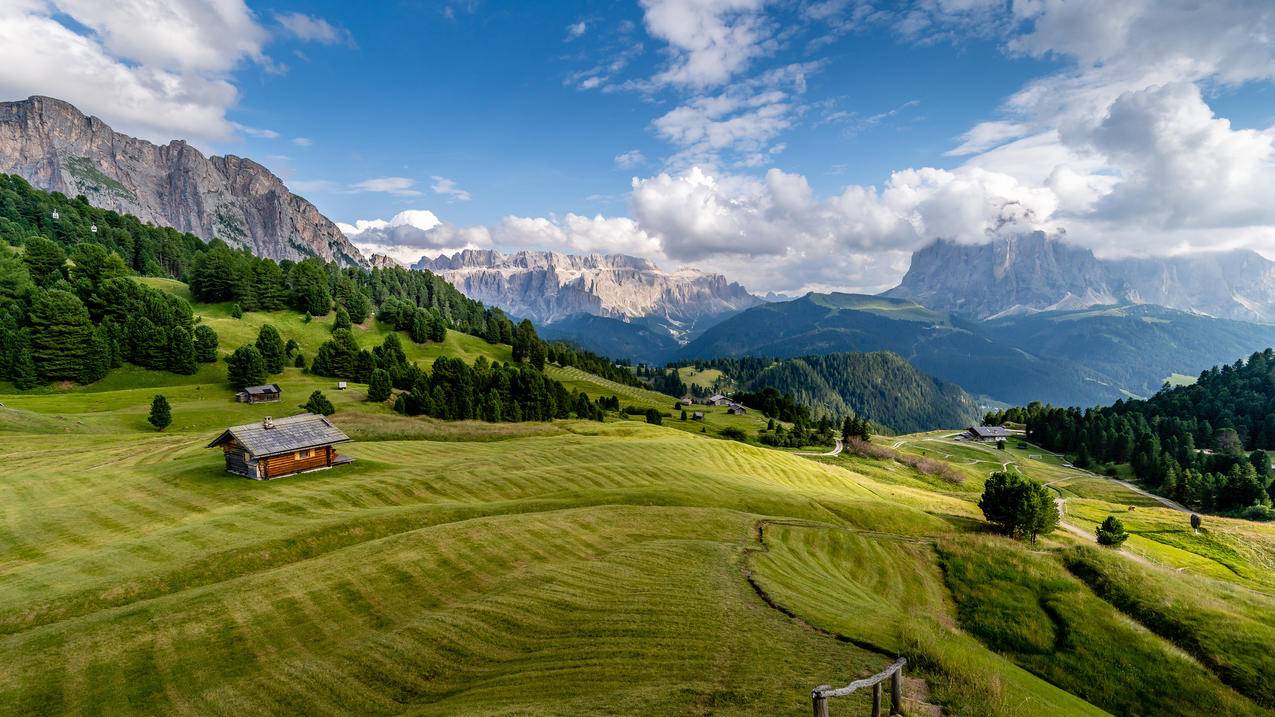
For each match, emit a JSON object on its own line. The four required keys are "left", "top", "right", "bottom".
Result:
{"left": 296, "top": 449, "right": 312, "bottom": 459}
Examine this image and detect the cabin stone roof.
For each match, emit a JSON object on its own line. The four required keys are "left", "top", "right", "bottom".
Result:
{"left": 241, "top": 384, "right": 281, "bottom": 395}
{"left": 968, "top": 425, "right": 1012, "bottom": 439}
{"left": 207, "top": 413, "right": 350, "bottom": 459}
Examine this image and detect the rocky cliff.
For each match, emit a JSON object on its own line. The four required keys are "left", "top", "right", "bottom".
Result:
{"left": 885, "top": 232, "right": 1275, "bottom": 322}
{"left": 0, "top": 96, "right": 366, "bottom": 267}
{"left": 414, "top": 249, "right": 761, "bottom": 340}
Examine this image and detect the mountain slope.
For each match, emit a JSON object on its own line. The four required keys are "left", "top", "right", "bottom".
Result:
{"left": 538, "top": 313, "right": 682, "bottom": 364}
{"left": 678, "top": 292, "right": 1275, "bottom": 407}
{"left": 0, "top": 95, "right": 366, "bottom": 267}
{"left": 708, "top": 352, "right": 980, "bottom": 433}
{"left": 886, "top": 232, "right": 1275, "bottom": 322}
{"left": 414, "top": 249, "right": 760, "bottom": 344}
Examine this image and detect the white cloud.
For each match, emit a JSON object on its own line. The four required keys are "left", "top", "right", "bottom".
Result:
{"left": 0, "top": 0, "right": 269, "bottom": 143}
{"left": 275, "top": 12, "right": 355, "bottom": 46}
{"left": 231, "top": 122, "right": 280, "bottom": 140}
{"left": 341, "top": 209, "right": 460, "bottom": 265}
{"left": 430, "top": 176, "right": 472, "bottom": 201}
{"left": 349, "top": 177, "right": 422, "bottom": 196}
{"left": 614, "top": 150, "right": 647, "bottom": 169}
{"left": 640, "top": 0, "right": 773, "bottom": 88}
{"left": 566, "top": 20, "right": 587, "bottom": 40}
{"left": 945, "top": 120, "right": 1030, "bottom": 156}
{"left": 291, "top": 137, "right": 313, "bottom": 147}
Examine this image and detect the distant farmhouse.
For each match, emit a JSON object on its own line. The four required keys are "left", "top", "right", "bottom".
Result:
{"left": 965, "top": 425, "right": 1012, "bottom": 442}
{"left": 208, "top": 413, "right": 352, "bottom": 480}
{"left": 707, "top": 394, "right": 730, "bottom": 406}
{"left": 692, "top": 411, "right": 705, "bottom": 421}
{"left": 727, "top": 403, "right": 747, "bottom": 415}
{"left": 235, "top": 383, "right": 281, "bottom": 404}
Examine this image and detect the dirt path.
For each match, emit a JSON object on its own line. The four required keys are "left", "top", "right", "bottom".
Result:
{"left": 796, "top": 438, "right": 843, "bottom": 457}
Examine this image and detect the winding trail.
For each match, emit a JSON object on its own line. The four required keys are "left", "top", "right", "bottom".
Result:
{"left": 795, "top": 438, "right": 843, "bottom": 457}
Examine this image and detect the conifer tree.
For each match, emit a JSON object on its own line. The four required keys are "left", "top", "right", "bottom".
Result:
{"left": 79, "top": 325, "right": 111, "bottom": 384}
{"left": 22, "top": 236, "right": 68, "bottom": 287}
{"left": 255, "top": 324, "right": 285, "bottom": 374}
{"left": 166, "top": 325, "right": 197, "bottom": 375}
{"left": 333, "top": 305, "right": 352, "bottom": 331}
{"left": 28, "top": 289, "right": 93, "bottom": 381}
{"left": 193, "top": 324, "right": 219, "bottom": 362}
{"left": 302, "top": 390, "right": 335, "bottom": 416}
{"left": 367, "top": 368, "right": 392, "bottom": 402}
{"left": 148, "top": 394, "right": 172, "bottom": 431}
{"left": 227, "top": 345, "right": 267, "bottom": 390}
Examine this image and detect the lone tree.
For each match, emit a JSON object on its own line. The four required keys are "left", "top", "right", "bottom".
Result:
{"left": 148, "top": 394, "right": 172, "bottom": 431}
{"left": 680, "top": 409, "right": 688, "bottom": 421}
{"left": 226, "top": 345, "right": 267, "bottom": 390}
{"left": 1095, "top": 516, "right": 1129, "bottom": 547}
{"left": 302, "top": 390, "right": 336, "bottom": 416}
{"left": 333, "top": 305, "right": 352, "bottom": 331}
{"left": 644, "top": 408, "right": 662, "bottom": 425}
{"left": 978, "top": 470, "right": 1059, "bottom": 544}
{"left": 229, "top": 303, "right": 243, "bottom": 319}
{"left": 367, "top": 368, "right": 392, "bottom": 402}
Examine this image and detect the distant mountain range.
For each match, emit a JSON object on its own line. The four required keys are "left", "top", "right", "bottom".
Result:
{"left": 678, "top": 292, "right": 1275, "bottom": 407}
{"left": 885, "top": 232, "right": 1275, "bottom": 323}
{"left": 415, "top": 249, "right": 761, "bottom": 357}
{"left": 0, "top": 96, "right": 366, "bottom": 267}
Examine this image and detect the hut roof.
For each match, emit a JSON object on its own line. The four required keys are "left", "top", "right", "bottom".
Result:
{"left": 241, "top": 384, "right": 281, "bottom": 395}
{"left": 207, "top": 413, "right": 349, "bottom": 458}
{"left": 968, "top": 425, "right": 1012, "bottom": 439}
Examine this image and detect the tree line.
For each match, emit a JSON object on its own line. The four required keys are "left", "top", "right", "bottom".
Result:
{"left": 986, "top": 351, "right": 1275, "bottom": 518}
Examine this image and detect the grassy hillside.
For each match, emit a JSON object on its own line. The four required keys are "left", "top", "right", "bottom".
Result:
{"left": 2, "top": 288, "right": 1273, "bottom": 715}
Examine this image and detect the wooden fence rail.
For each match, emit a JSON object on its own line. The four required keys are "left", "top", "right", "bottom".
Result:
{"left": 812, "top": 657, "right": 906, "bottom": 717}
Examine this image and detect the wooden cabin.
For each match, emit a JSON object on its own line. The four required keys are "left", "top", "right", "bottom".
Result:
{"left": 207, "top": 413, "right": 352, "bottom": 479}
{"left": 235, "top": 383, "right": 281, "bottom": 404}
{"left": 727, "top": 403, "right": 747, "bottom": 415}
{"left": 965, "top": 425, "right": 1012, "bottom": 442}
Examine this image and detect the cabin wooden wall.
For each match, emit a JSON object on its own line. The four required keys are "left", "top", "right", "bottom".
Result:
{"left": 260, "top": 446, "right": 334, "bottom": 478}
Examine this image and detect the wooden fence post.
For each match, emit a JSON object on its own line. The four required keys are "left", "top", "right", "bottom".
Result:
{"left": 871, "top": 682, "right": 882, "bottom": 717}
{"left": 890, "top": 665, "right": 902, "bottom": 716}
{"left": 812, "top": 686, "right": 829, "bottom": 717}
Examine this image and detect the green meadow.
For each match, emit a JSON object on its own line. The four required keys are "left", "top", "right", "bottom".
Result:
{"left": 2, "top": 282, "right": 1274, "bottom": 715}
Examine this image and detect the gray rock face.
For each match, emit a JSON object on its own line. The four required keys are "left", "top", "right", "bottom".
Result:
{"left": 0, "top": 96, "right": 366, "bottom": 267}
{"left": 885, "top": 232, "right": 1275, "bottom": 322}
{"left": 414, "top": 249, "right": 761, "bottom": 340}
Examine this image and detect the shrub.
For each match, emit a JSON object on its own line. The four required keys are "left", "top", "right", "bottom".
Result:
{"left": 644, "top": 408, "right": 662, "bottom": 425}
{"left": 229, "top": 303, "right": 242, "bottom": 319}
{"left": 1095, "top": 516, "right": 1129, "bottom": 546}
{"left": 1238, "top": 504, "right": 1274, "bottom": 521}
{"left": 719, "top": 426, "right": 747, "bottom": 442}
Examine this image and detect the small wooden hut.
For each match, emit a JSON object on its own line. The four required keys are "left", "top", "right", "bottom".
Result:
{"left": 207, "top": 413, "right": 352, "bottom": 479}
{"left": 235, "top": 383, "right": 281, "bottom": 404}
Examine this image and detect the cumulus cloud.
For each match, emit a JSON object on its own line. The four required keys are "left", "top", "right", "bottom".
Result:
{"left": 340, "top": 210, "right": 467, "bottom": 265}
{"left": 641, "top": 0, "right": 773, "bottom": 89}
{"left": 565, "top": 20, "right": 587, "bottom": 40}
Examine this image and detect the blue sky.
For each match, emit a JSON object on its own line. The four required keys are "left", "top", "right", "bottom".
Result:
{"left": 4, "top": 1, "right": 1275, "bottom": 293}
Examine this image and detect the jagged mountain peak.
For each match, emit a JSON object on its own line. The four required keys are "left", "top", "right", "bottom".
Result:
{"left": 885, "top": 233, "right": 1275, "bottom": 323}
{"left": 413, "top": 248, "right": 761, "bottom": 340}
{"left": 0, "top": 95, "right": 367, "bottom": 267}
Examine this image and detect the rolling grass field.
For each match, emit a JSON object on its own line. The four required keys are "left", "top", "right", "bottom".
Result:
{"left": 3, "top": 281, "right": 1275, "bottom": 715}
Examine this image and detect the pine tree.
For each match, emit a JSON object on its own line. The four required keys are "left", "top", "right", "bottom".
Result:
{"left": 22, "top": 236, "right": 67, "bottom": 287}
{"left": 529, "top": 339, "right": 547, "bottom": 371}
{"left": 193, "top": 324, "right": 219, "bottom": 362}
{"left": 333, "top": 305, "right": 352, "bottom": 331}
{"left": 78, "top": 325, "right": 110, "bottom": 384}
{"left": 166, "top": 325, "right": 197, "bottom": 375}
{"left": 294, "top": 353, "right": 306, "bottom": 369}
{"left": 148, "top": 394, "right": 172, "bottom": 431}
{"left": 28, "top": 289, "right": 93, "bottom": 381}
{"left": 226, "top": 345, "right": 267, "bottom": 390}
{"left": 9, "top": 329, "right": 39, "bottom": 389}
{"left": 229, "top": 303, "right": 243, "bottom": 319}
{"left": 255, "top": 324, "right": 285, "bottom": 374}
{"left": 1096, "top": 516, "right": 1129, "bottom": 546}
{"left": 367, "top": 368, "right": 392, "bottom": 402}
{"left": 302, "top": 390, "right": 335, "bottom": 416}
